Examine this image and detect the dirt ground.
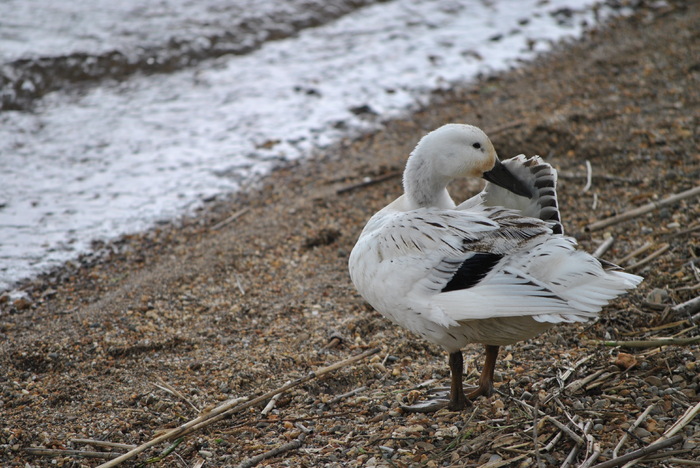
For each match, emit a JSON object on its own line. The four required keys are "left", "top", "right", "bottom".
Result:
{"left": 2, "top": 1, "right": 699, "bottom": 467}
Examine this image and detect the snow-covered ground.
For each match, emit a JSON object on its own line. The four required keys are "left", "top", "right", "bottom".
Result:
{"left": 0, "top": 0, "right": 618, "bottom": 291}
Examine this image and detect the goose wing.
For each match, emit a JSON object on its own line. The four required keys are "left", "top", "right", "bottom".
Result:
{"left": 352, "top": 205, "right": 639, "bottom": 329}
{"left": 459, "top": 155, "right": 563, "bottom": 234}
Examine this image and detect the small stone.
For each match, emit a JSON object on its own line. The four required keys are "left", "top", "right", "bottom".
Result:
{"left": 435, "top": 426, "right": 459, "bottom": 438}
{"left": 593, "top": 423, "right": 604, "bottom": 432}
{"left": 644, "top": 376, "right": 663, "bottom": 387}
{"left": 645, "top": 288, "right": 669, "bottom": 303}
{"left": 592, "top": 399, "right": 610, "bottom": 409}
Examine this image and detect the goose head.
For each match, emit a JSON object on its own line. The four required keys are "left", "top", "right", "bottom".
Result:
{"left": 403, "top": 124, "right": 531, "bottom": 208}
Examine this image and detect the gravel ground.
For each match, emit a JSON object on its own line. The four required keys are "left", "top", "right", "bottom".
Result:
{"left": 2, "top": 1, "right": 699, "bottom": 467}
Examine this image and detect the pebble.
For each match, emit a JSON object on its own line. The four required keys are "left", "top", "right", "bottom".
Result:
{"left": 645, "top": 288, "right": 669, "bottom": 303}
{"left": 644, "top": 376, "right": 663, "bottom": 387}
{"left": 592, "top": 399, "right": 610, "bottom": 409}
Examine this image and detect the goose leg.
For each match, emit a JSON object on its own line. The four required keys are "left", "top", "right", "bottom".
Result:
{"left": 400, "top": 346, "right": 497, "bottom": 413}
{"left": 400, "top": 350, "right": 468, "bottom": 413}
{"left": 447, "top": 350, "right": 468, "bottom": 410}
{"left": 466, "top": 345, "right": 499, "bottom": 399}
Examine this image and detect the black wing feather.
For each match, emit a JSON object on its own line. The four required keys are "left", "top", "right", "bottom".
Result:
{"left": 441, "top": 253, "right": 504, "bottom": 292}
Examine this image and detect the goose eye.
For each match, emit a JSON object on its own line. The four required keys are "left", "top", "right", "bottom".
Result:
{"left": 472, "top": 142, "right": 482, "bottom": 149}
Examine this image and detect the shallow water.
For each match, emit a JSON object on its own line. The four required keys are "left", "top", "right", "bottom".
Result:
{"left": 0, "top": 0, "right": 617, "bottom": 292}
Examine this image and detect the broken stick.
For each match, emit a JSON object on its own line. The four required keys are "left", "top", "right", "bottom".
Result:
{"left": 590, "top": 434, "right": 683, "bottom": 468}
{"left": 585, "top": 337, "right": 700, "bottom": 348}
{"left": 236, "top": 434, "right": 306, "bottom": 468}
{"left": 97, "top": 347, "right": 380, "bottom": 468}
{"left": 593, "top": 236, "right": 615, "bottom": 259}
{"left": 586, "top": 186, "right": 700, "bottom": 232}
{"left": 671, "top": 295, "right": 700, "bottom": 319}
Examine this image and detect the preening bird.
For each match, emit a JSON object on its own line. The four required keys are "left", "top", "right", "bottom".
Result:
{"left": 348, "top": 123, "right": 642, "bottom": 411}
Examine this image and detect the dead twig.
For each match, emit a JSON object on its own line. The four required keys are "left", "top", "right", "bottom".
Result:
{"left": 236, "top": 433, "right": 306, "bottom": 468}
{"left": 484, "top": 119, "right": 527, "bottom": 136}
{"left": 542, "top": 416, "right": 584, "bottom": 446}
{"left": 561, "top": 420, "right": 593, "bottom": 468}
{"left": 211, "top": 207, "right": 250, "bottom": 231}
{"left": 480, "top": 454, "right": 529, "bottom": 467}
{"left": 26, "top": 448, "right": 120, "bottom": 460}
{"left": 154, "top": 378, "right": 201, "bottom": 413}
{"left": 261, "top": 380, "right": 290, "bottom": 415}
{"left": 617, "top": 401, "right": 700, "bottom": 468}
{"left": 585, "top": 337, "right": 700, "bottom": 348}
{"left": 616, "top": 242, "right": 653, "bottom": 265}
{"left": 329, "top": 386, "right": 367, "bottom": 404}
{"left": 97, "top": 347, "right": 380, "bottom": 468}
{"left": 612, "top": 405, "right": 655, "bottom": 458}
{"left": 670, "top": 295, "right": 700, "bottom": 319}
{"left": 336, "top": 171, "right": 401, "bottom": 195}
{"left": 71, "top": 439, "right": 137, "bottom": 450}
{"left": 586, "top": 185, "right": 700, "bottom": 231}
{"left": 649, "top": 399, "right": 700, "bottom": 441}
{"left": 558, "top": 172, "right": 640, "bottom": 184}
{"left": 582, "top": 161, "right": 593, "bottom": 193}
{"left": 580, "top": 442, "right": 602, "bottom": 468}
{"left": 565, "top": 369, "right": 606, "bottom": 394}
{"left": 234, "top": 272, "right": 246, "bottom": 295}
{"left": 626, "top": 244, "right": 670, "bottom": 271}
{"left": 593, "top": 236, "right": 615, "bottom": 259}
{"left": 532, "top": 400, "right": 543, "bottom": 468}
{"left": 590, "top": 434, "right": 683, "bottom": 468}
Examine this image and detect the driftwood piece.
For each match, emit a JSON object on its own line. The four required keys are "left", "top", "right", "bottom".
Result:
{"left": 586, "top": 186, "right": 700, "bottom": 231}
{"left": 97, "top": 347, "right": 380, "bottom": 468}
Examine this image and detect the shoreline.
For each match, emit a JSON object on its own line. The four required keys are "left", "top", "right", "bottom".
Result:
{"left": 2, "top": 1, "right": 699, "bottom": 466}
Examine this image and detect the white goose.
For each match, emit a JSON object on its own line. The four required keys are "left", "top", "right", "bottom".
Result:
{"left": 348, "top": 123, "right": 642, "bottom": 411}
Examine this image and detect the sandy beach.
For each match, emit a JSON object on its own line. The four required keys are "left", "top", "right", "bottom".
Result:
{"left": 2, "top": 1, "right": 699, "bottom": 466}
